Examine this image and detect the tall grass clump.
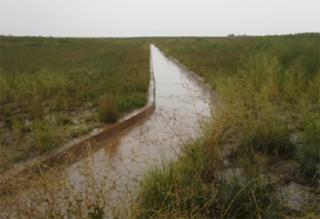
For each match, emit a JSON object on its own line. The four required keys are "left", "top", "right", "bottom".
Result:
{"left": 98, "top": 94, "right": 119, "bottom": 123}
{"left": 138, "top": 139, "right": 280, "bottom": 218}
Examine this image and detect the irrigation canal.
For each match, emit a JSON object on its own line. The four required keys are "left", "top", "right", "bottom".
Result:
{"left": 65, "top": 44, "right": 213, "bottom": 214}
{"left": 1, "top": 45, "right": 214, "bottom": 217}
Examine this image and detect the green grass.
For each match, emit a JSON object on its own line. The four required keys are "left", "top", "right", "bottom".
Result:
{"left": 137, "top": 33, "right": 320, "bottom": 218}
{"left": 1, "top": 34, "right": 319, "bottom": 218}
{"left": 0, "top": 36, "right": 150, "bottom": 171}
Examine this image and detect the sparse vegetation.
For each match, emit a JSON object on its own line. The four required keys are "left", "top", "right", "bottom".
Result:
{"left": 0, "top": 149, "right": 126, "bottom": 218}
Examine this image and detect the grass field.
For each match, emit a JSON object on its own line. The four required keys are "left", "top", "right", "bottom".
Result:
{"left": 137, "top": 33, "right": 320, "bottom": 218}
{"left": 0, "top": 34, "right": 319, "bottom": 218}
{"left": 0, "top": 36, "right": 150, "bottom": 172}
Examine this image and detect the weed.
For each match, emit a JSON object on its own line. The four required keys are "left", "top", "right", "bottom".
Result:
{"left": 98, "top": 94, "right": 119, "bottom": 123}
{"left": 88, "top": 204, "right": 105, "bottom": 219}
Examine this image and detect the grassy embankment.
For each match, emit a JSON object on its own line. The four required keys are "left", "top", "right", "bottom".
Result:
{"left": 137, "top": 33, "right": 320, "bottom": 218}
{"left": 0, "top": 36, "right": 150, "bottom": 172}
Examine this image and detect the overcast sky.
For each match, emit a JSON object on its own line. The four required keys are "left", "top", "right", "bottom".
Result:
{"left": 0, "top": 0, "right": 319, "bottom": 37}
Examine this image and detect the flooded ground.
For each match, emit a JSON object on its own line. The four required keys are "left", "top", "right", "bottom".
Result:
{"left": 0, "top": 45, "right": 213, "bottom": 217}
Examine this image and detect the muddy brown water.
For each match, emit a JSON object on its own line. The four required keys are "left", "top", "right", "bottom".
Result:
{"left": 65, "top": 45, "right": 213, "bottom": 212}
{"left": 0, "top": 45, "right": 213, "bottom": 217}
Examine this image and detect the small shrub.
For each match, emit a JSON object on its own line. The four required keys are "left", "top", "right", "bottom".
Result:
{"left": 297, "top": 118, "right": 320, "bottom": 181}
{"left": 98, "top": 94, "right": 119, "bottom": 123}
{"left": 138, "top": 140, "right": 279, "bottom": 218}
{"left": 33, "top": 121, "right": 64, "bottom": 153}
{"left": 244, "top": 120, "right": 295, "bottom": 158}
{"left": 88, "top": 204, "right": 104, "bottom": 219}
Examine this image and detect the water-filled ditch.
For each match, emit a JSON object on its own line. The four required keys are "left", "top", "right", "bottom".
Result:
{"left": 65, "top": 45, "right": 213, "bottom": 213}
{"left": 0, "top": 45, "right": 213, "bottom": 217}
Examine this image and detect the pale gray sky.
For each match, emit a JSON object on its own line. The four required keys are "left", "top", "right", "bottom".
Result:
{"left": 0, "top": 0, "right": 319, "bottom": 37}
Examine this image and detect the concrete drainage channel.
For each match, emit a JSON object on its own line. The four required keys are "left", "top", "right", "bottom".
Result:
{"left": 63, "top": 45, "right": 214, "bottom": 217}
{"left": 1, "top": 45, "right": 214, "bottom": 217}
